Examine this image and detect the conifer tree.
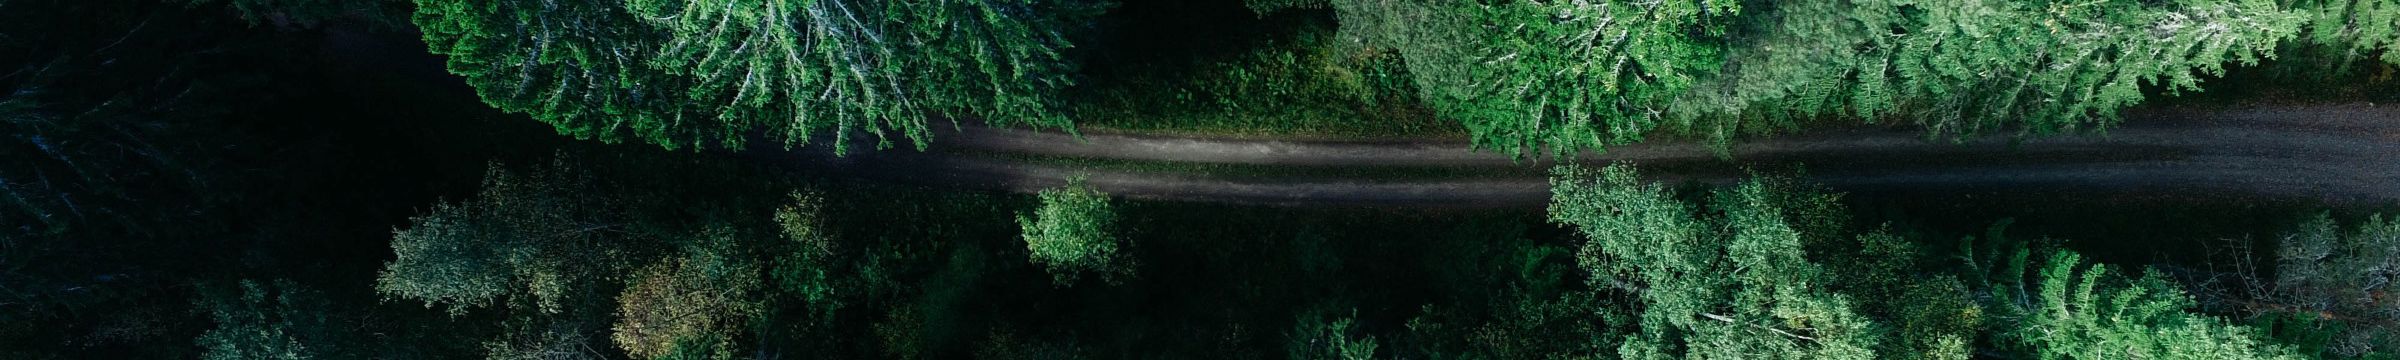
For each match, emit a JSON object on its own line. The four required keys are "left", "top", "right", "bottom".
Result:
{"left": 2255, "top": 213, "right": 2400, "bottom": 357}
{"left": 2289, "top": 0, "right": 2400, "bottom": 68}
{"left": 412, "top": 0, "right": 702, "bottom": 148}
{"left": 417, "top": 0, "right": 1103, "bottom": 152}
{"left": 1331, "top": 0, "right": 1737, "bottom": 157}
{"left": 1975, "top": 246, "right": 2304, "bottom": 359}
{"left": 1548, "top": 164, "right": 1880, "bottom": 359}
{"left": 1849, "top": 0, "right": 2299, "bottom": 137}
{"left": 1332, "top": 0, "right": 2302, "bottom": 155}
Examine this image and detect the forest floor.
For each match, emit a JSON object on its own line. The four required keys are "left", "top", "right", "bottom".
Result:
{"left": 765, "top": 103, "right": 2400, "bottom": 208}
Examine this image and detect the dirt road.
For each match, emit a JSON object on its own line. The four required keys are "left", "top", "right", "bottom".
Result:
{"left": 769, "top": 103, "right": 2400, "bottom": 208}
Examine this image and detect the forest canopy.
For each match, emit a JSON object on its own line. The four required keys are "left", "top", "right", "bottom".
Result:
{"left": 400, "top": 0, "right": 2399, "bottom": 155}
{"left": 7, "top": 0, "right": 2400, "bottom": 358}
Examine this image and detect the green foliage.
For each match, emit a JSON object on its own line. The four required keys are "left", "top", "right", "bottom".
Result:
{"left": 195, "top": 280, "right": 348, "bottom": 360}
{"left": 2290, "top": 0, "right": 2400, "bottom": 67}
{"left": 416, "top": 0, "right": 1103, "bottom": 152}
{"left": 621, "top": 0, "right": 915, "bottom": 152}
{"left": 1398, "top": 237, "right": 1620, "bottom": 360}
{"left": 1980, "top": 248, "right": 2303, "bottom": 359}
{"left": 1333, "top": 0, "right": 1736, "bottom": 157}
{"left": 1729, "top": 0, "right": 2301, "bottom": 143}
{"left": 1327, "top": 0, "right": 2304, "bottom": 155}
{"left": 1390, "top": 222, "right": 1615, "bottom": 358}
{"left": 1547, "top": 164, "right": 1879, "bottom": 359}
{"left": 2249, "top": 312, "right": 2354, "bottom": 358}
{"left": 410, "top": 0, "right": 704, "bottom": 148}
{"left": 1886, "top": 276, "right": 1984, "bottom": 360}
{"left": 771, "top": 191, "right": 840, "bottom": 317}
{"left": 1287, "top": 308, "right": 1379, "bottom": 360}
{"left": 611, "top": 225, "right": 764, "bottom": 359}
{"left": 1811, "top": 228, "right": 1983, "bottom": 360}
{"left": 906, "top": 0, "right": 1103, "bottom": 133}
{"left": 1408, "top": 293, "right": 1619, "bottom": 358}
{"left": 1015, "top": 179, "right": 1131, "bottom": 285}
{"left": 376, "top": 159, "right": 630, "bottom": 314}
{"left": 655, "top": 334, "right": 739, "bottom": 360}
{"left": 1841, "top": 0, "right": 2296, "bottom": 137}
{"left": 622, "top": 0, "right": 914, "bottom": 151}
{"left": 2259, "top": 213, "right": 2400, "bottom": 357}
{"left": 1076, "top": 19, "right": 1436, "bottom": 137}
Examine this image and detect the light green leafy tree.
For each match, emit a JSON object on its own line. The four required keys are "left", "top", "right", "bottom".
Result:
{"left": 611, "top": 225, "right": 764, "bottom": 359}
{"left": 1016, "top": 179, "right": 1130, "bottom": 285}
{"left": 376, "top": 159, "right": 630, "bottom": 315}
{"left": 1547, "top": 164, "right": 1879, "bottom": 359}
{"left": 772, "top": 191, "right": 841, "bottom": 317}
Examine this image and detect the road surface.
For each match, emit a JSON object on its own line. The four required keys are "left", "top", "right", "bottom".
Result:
{"left": 760, "top": 103, "right": 2400, "bottom": 208}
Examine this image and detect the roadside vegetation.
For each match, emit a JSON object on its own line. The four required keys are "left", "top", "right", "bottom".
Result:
{"left": 1070, "top": 8, "right": 1445, "bottom": 138}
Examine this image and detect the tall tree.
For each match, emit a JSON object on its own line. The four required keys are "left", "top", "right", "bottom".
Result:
{"left": 620, "top": 0, "right": 918, "bottom": 152}
{"left": 612, "top": 226, "right": 764, "bottom": 359}
{"left": 411, "top": 0, "right": 703, "bottom": 149}
{"left": 417, "top": 0, "right": 1105, "bottom": 152}
{"left": 376, "top": 159, "right": 631, "bottom": 314}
